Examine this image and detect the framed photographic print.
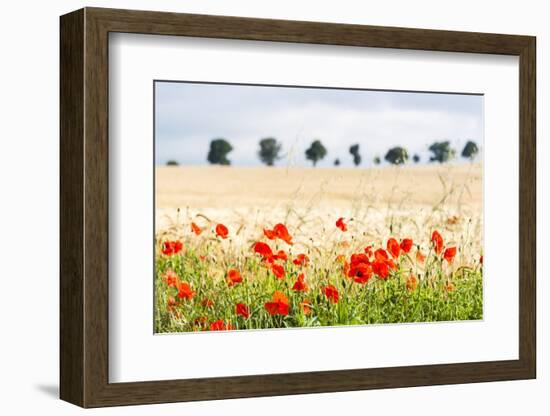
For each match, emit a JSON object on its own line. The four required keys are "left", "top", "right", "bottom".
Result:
{"left": 60, "top": 7, "right": 536, "bottom": 408}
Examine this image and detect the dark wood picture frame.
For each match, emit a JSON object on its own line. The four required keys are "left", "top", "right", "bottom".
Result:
{"left": 60, "top": 7, "right": 536, "bottom": 408}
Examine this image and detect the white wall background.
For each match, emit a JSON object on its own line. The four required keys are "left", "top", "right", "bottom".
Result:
{"left": 0, "top": 0, "right": 545, "bottom": 414}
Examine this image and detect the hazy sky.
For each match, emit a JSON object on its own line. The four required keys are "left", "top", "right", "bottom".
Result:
{"left": 155, "top": 81, "right": 483, "bottom": 167}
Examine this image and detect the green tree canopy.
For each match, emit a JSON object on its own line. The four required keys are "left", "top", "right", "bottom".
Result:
{"left": 349, "top": 144, "right": 362, "bottom": 166}
{"left": 258, "top": 137, "right": 282, "bottom": 166}
{"left": 373, "top": 156, "right": 381, "bottom": 165}
{"left": 413, "top": 154, "right": 420, "bottom": 163}
{"left": 207, "top": 138, "right": 233, "bottom": 165}
{"left": 334, "top": 158, "right": 341, "bottom": 166}
{"left": 166, "top": 160, "right": 179, "bottom": 166}
{"left": 428, "top": 141, "right": 455, "bottom": 163}
{"left": 461, "top": 140, "right": 479, "bottom": 160}
{"left": 305, "top": 140, "right": 327, "bottom": 167}
{"left": 384, "top": 147, "right": 409, "bottom": 165}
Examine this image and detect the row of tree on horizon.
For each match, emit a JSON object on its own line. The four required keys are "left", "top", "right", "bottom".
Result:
{"left": 165, "top": 138, "right": 480, "bottom": 167}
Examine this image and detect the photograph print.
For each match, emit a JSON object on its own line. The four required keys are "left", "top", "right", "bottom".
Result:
{"left": 154, "top": 81, "right": 483, "bottom": 334}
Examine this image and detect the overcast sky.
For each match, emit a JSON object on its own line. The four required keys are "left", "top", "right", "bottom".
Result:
{"left": 155, "top": 81, "right": 483, "bottom": 167}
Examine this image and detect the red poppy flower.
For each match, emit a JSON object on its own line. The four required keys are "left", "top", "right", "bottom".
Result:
{"left": 227, "top": 269, "right": 243, "bottom": 286}
{"left": 293, "top": 253, "right": 310, "bottom": 267}
{"left": 400, "top": 238, "right": 413, "bottom": 253}
{"left": 163, "top": 269, "right": 179, "bottom": 287}
{"left": 271, "top": 263, "right": 285, "bottom": 279}
{"left": 322, "top": 284, "right": 339, "bottom": 304}
{"left": 372, "top": 260, "right": 390, "bottom": 279}
{"left": 300, "top": 300, "right": 312, "bottom": 315}
{"left": 264, "top": 291, "right": 289, "bottom": 316}
{"left": 387, "top": 238, "right": 401, "bottom": 258}
{"left": 374, "top": 248, "right": 390, "bottom": 262}
{"left": 275, "top": 250, "right": 288, "bottom": 261}
{"left": 200, "top": 298, "right": 214, "bottom": 308}
{"left": 177, "top": 282, "right": 194, "bottom": 300}
{"left": 209, "top": 320, "right": 233, "bottom": 331}
{"left": 263, "top": 228, "right": 277, "bottom": 240}
{"left": 167, "top": 296, "right": 177, "bottom": 307}
{"left": 416, "top": 250, "right": 426, "bottom": 264}
{"left": 191, "top": 222, "right": 202, "bottom": 236}
{"left": 350, "top": 253, "right": 370, "bottom": 266}
{"left": 254, "top": 241, "right": 274, "bottom": 261}
{"left": 431, "top": 230, "right": 444, "bottom": 254}
{"left": 235, "top": 303, "right": 250, "bottom": 319}
{"left": 406, "top": 275, "right": 418, "bottom": 292}
{"left": 215, "top": 223, "right": 229, "bottom": 239}
{"left": 292, "top": 273, "right": 308, "bottom": 292}
{"left": 273, "top": 223, "right": 293, "bottom": 245}
{"left": 443, "top": 247, "right": 457, "bottom": 264}
{"left": 161, "top": 240, "right": 183, "bottom": 256}
{"left": 372, "top": 248, "right": 396, "bottom": 277}
{"left": 336, "top": 217, "right": 348, "bottom": 232}
{"left": 348, "top": 262, "right": 373, "bottom": 284}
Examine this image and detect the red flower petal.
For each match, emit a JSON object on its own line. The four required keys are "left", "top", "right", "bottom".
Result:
{"left": 215, "top": 224, "right": 229, "bottom": 239}
{"left": 336, "top": 217, "right": 348, "bottom": 232}
{"left": 431, "top": 230, "right": 444, "bottom": 254}
{"left": 191, "top": 222, "right": 202, "bottom": 236}
{"left": 227, "top": 269, "right": 243, "bottom": 286}
{"left": 235, "top": 303, "right": 250, "bottom": 319}
{"left": 387, "top": 238, "right": 401, "bottom": 258}
{"left": 400, "top": 238, "right": 413, "bottom": 253}
{"left": 322, "top": 284, "right": 339, "bottom": 304}
{"left": 443, "top": 247, "right": 457, "bottom": 264}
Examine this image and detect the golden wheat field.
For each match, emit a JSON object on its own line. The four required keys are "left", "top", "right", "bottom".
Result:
{"left": 156, "top": 164, "right": 482, "bottom": 252}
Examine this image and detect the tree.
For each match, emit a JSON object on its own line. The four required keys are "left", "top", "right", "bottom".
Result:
{"left": 349, "top": 144, "right": 361, "bottom": 166}
{"left": 373, "top": 156, "right": 381, "bottom": 165}
{"left": 258, "top": 137, "right": 282, "bottom": 166}
{"left": 413, "top": 154, "right": 420, "bottom": 164}
{"left": 207, "top": 138, "right": 233, "bottom": 165}
{"left": 166, "top": 160, "right": 179, "bottom": 166}
{"left": 334, "top": 158, "right": 341, "bottom": 166}
{"left": 461, "top": 140, "right": 479, "bottom": 160}
{"left": 385, "top": 147, "right": 409, "bottom": 165}
{"left": 428, "top": 141, "right": 455, "bottom": 163}
{"left": 305, "top": 140, "right": 327, "bottom": 167}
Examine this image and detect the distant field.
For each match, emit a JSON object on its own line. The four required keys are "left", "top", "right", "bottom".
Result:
{"left": 156, "top": 164, "right": 482, "bottom": 252}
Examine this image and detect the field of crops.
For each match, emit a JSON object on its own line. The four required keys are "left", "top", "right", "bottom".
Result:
{"left": 154, "top": 164, "right": 483, "bottom": 333}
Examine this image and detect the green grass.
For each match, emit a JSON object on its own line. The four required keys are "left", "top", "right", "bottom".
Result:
{"left": 154, "top": 243, "right": 483, "bottom": 333}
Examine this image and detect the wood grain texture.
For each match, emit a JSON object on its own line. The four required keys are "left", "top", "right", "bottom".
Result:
{"left": 59, "top": 7, "right": 537, "bottom": 408}
{"left": 59, "top": 8, "right": 84, "bottom": 407}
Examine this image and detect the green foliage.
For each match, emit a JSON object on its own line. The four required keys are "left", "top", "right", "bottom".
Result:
{"left": 384, "top": 147, "right": 409, "bottom": 165}
{"left": 349, "top": 143, "right": 361, "bottom": 166}
{"left": 429, "top": 141, "right": 455, "bottom": 163}
{"left": 258, "top": 137, "right": 282, "bottom": 166}
{"left": 413, "top": 154, "right": 420, "bottom": 163}
{"left": 461, "top": 140, "right": 479, "bottom": 160}
{"left": 305, "top": 139, "right": 327, "bottom": 167}
{"left": 155, "top": 249, "right": 483, "bottom": 333}
{"left": 373, "top": 156, "right": 381, "bottom": 165}
{"left": 166, "top": 160, "right": 179, "bottom": 166}
{"left": 207, "top": 138, "right": 233, "bottom": 165}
